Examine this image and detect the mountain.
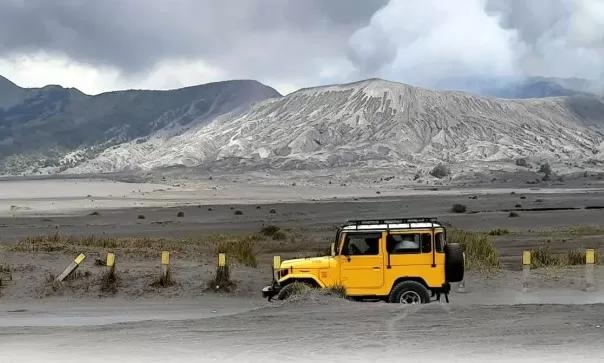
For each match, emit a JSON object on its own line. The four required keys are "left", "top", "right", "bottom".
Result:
{"left": 72, "top": 78, "right": 604, "bottom": 175}
{"left": 433, "top": 76, "right": 600, "bottom": 99}
{"left": 0, "top": 78, "right": 281, "bottom": 174}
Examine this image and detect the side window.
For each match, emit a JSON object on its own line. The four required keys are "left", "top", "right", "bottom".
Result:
{"left": 435, "top": 232, "right": 445, "bottom": 253}
{"left": 342, "top": 233, "right": 381, "bottom": 256}
{"left": 421, "top": 233, "right": 432, "bottom": 253}
{"left": 387, "top": 233, "right": 421, "bottom": 254}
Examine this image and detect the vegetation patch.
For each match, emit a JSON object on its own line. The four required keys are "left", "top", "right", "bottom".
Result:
{"left": 207, "top": 265, "right": 236, "bottom": 292}
{"left": 429, "top": 163, "right": 450, "bottom": 179}
{"left": 487, "top": 228, "right": 510, "bottom": 236}
{"left": 451, "top": 204, "right": 467, "bottom": 213}
{"left": 260, "top": 225, "right": 281, "bottom": 237}
{"left": 215, "top": 237, "right": 257, "bottom": 267}
{"left": 448, "top": 229, "right": 501, "bottom": 271}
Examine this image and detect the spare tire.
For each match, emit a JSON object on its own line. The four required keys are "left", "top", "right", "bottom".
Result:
{"left": 444, "top": 243, "right": 464, "bottom": 282}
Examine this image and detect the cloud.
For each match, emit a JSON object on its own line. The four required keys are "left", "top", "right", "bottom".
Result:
{"left": 348, "top": 0, "right": 520, "bottom": 85}
{"left": 0, "top": 0, "right": 602, "bottom": 94}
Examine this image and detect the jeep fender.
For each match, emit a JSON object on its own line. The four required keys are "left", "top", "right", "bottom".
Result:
{"left": 278, "top": 274, "right": 324, "bottom": 288}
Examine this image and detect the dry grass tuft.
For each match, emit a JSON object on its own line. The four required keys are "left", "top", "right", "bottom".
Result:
{"left": 207, "top": 265, "right": 236, "bottom": 292}
{"left": 151, "top": 269, "right": 174, "bottom": 288}
{"left": 100, "top": 269, "right": 119, "bottom": 294}
{"left": 448, "top": 229, "right": 501, "bottom": 271}
{"left": 215, "top": 237, "right": 258, "bottom": 267}
{"left": 487, "top": 228, "right": 510, "bottom": 236}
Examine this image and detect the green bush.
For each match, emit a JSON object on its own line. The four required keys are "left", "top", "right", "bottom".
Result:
{"left": 451, "top": 204, "right": 467, "bottom": 213}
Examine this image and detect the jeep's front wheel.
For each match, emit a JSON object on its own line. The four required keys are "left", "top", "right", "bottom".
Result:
{"left": 389, "top": 281, "right": 430, "bottom": 304}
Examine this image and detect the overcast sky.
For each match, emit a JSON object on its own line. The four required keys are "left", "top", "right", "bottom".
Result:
{"left": 0, "top": 0, "right": 603, "bottom": 95}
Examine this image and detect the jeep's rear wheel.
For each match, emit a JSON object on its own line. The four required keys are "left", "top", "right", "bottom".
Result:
{"left": 389, "top": 281, "right": 430, "bottom": 304}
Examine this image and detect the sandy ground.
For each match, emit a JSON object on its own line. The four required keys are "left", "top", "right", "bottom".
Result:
{"left": 2, "top": 177, "right": 604, "bottom": 362}
{"left": 2, "top": 293, "right": 604, "bottom": 362}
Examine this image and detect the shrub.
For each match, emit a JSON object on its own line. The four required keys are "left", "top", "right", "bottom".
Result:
{"left": 509, "top": 211, "right": 519, "bottom": 218}
{"left": 515, "top": 158, "right": 528, "bottom": 167}
{"left": 429, "top": 163, "right": 450, "bottom": 179}
{"left": 269, "top": 209, "right": 277, "bottom": 214}
{"left": 530, "top": 246, "right": 561, "bottom": 268}
{"left": 207, "top": 265, "right": 236, "bottom": 292}
{"left": 487, "top": 228, "right": 510, "bottom": 236}
{"left": 515, "top": 204, "right": 522, "bottom": 208}
{"left": 451, "top": 204, "right": 467, "bottom": 213}
{"left": 89, "top": 211, "right": 100, "bottom": 216}
{"left": 539, "top": 163, "right": 552, "bottom": 180}
{"left": 566, "top": 249, "right": 600, "bottom": 265}
{"left": 260, "top": 225, "right": 280, "bottom": 236}
{"left": 215, "top": 238, "right": 257, "bottom": 267}
{"left": 137, "top": 214, "right": 145, "bottom": 219}
{"left": 234, "top": 210, "right": 243, "bottom": 215}
{"left": 448, "top": 230, "right": 500, "bottom": 270}
{"left": 272, "top": 231, "right": 287, "bottom": 240}
{"left": 177, "top": 211, "right": 184, "bottom": 217}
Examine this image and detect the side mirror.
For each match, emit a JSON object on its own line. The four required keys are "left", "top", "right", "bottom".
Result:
{"left": 330, "top": 243, "right": 336, "bottom": 257}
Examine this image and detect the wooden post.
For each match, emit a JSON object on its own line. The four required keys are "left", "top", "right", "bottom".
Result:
{"left": 585, "top": 249, "right": 595, "bottom": 292}
{"left": 161, "top": 251, "right": 170, "bottom": 282}
{"left": 522, "top": 250, "right": 531, "bottom": 292}
{"left": 56, "top": 253, "right": 86, "bottom": 282}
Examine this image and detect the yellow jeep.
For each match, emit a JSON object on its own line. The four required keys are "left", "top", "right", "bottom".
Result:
{"left": 262, "top": 218, "right": 464, "bottom": 303}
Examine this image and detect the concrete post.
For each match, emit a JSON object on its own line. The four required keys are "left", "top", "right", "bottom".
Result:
{"left": 585, "top": 249, "right": 595, "bottom": 292}
{"left": 522, "top": 250, "right": 531, "bottom": 292}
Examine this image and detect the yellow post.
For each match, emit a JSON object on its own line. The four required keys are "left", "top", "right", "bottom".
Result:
{"left": 522, "top": 250, "right": 530, "bottom": 292}
{"left": 161, "top": 251, "right": 170, "bottom": 282}
{"left": 522, "top": 250, "right": 531, "bottom": 266}
{"left": 106, "top": 252, "right": 115, "bottom": 276}
{"left": 273, "top": 256, "right": 281, "bottom": 270}
{"left": 218, "top": 253, "right": 226, "bottom": 267}
{"left": 106, "top": 252, "right": 115, "bottom": 267}
{"left": 586, "top": 248, "right": 595, "bottom": 291}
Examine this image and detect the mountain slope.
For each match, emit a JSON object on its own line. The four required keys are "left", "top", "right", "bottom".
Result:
{"left": 0, "top": 78, "right": 281, "bottom": 174}
{"left": 72, "top": 79, "right": 604, "bottom": 174}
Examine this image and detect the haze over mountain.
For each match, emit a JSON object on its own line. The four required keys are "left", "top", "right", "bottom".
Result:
{"left": 71, "top": 78, "right": 604, "bottom": 177}
{"left": 0, "top": 76, "right": 281, "bottom": 174}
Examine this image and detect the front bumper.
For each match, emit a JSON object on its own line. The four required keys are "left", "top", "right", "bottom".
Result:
{"left": 262, "top": 285, "right": 281, "bottom": 300}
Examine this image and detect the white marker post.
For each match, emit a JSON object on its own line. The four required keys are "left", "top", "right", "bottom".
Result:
{"left": 456, "top": 252, "right": 466, "bottom": 293}
{"left": 56, "top": 253, "right": 86, "bottom": 282}
{"left": 585, "top": 249, "right": 595, "bottom": 292}
{"left": 522, "top": 250, "right": 531, "bottom": 292}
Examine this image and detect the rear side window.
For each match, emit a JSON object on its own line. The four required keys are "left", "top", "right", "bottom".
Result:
{"left": 342, "top": 233, "right": 381, "bottom": 256}
{"left": 386, "top": 233, "right": 430, "bottom": 254}
{"left": 435, "top": 232, "right": 445, "bottom": 253}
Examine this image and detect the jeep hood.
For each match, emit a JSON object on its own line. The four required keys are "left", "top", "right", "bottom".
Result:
{"left": 280, "top": 256, "right": 332, "bottom": 270}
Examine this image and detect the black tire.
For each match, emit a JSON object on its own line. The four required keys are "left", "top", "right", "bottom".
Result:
{"left": 389, "top": 280, "right": 430, "bottom": 304}
{"left": 445, "top": 243, "right": 464, "bottom": 282}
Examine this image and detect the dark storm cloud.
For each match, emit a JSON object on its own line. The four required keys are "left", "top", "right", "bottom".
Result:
{"left": 0, "top": 0, "right": 387, "bottom": 77}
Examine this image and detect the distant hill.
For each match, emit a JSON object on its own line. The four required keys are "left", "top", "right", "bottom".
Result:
{"left": 72, "top": 78, "right": 604, "bottom": 176}
{"left": 0, "top": 77, "right": 281, "bottom": 174}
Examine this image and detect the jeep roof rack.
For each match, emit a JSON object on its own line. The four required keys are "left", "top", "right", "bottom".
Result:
{"left": 341, "top": 217, "right": 443, "bottom": 231}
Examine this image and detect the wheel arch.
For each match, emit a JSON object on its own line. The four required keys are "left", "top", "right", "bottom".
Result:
{"left": 390, "top": 276, "right": 429, "bottom": 295}
{"left": 279, "top": 276, "right": 323, "bottom": 288}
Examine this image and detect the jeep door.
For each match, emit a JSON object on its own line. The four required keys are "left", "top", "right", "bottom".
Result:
{"left": 339, "top": 232, "right": 384, "bottom": 290}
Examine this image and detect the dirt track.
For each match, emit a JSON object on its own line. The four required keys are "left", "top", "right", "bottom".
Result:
{"left": 2, "top": 298, "right": 604, "bottom": 362}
